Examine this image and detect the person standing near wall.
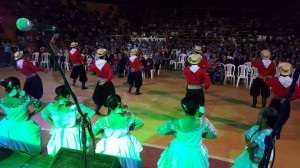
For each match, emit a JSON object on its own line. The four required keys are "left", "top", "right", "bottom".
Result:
{"left": 2, "top": 39, "right": 11, "bottom": 67}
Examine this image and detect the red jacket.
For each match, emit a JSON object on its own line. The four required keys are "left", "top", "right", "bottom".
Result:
{"left": 198, "top": 56, "right": 209, "bottom": 72}
{"left": 184, "top": 65, "right": 211, "bottom": 90}
{"left": 69, "top": 49, "right": 85, "bottom": 64}
{"left": 129, "top": 56, "right": 142, "bottom": 72}
{"left": 89, "top": 61, "right": 114, "bottom": 82}
{"left": 17, "top": 60, "right": 46, "bottom": 76}
{"left": 265, "top": 77, "right": 300, "bottom": 101}
{"left": 251, "top": 60, "right": 276, "bottom": 77}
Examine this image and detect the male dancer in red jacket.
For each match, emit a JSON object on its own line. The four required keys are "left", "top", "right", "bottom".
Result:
{"left": 127, "top": 48, "right": 143, "bottom": 95}
{"left": 69, "top": 42, "right": 88, "bottom": 90}
{"left": 89, "top": 48, "right": 116, "bottom": 114}
{"left": 265, "top": 62, "right": 300, "bottom": 139}
{"left": 250, "top": 50, "right": 276, "bottom": 108}
{"left": 184, "top": 54, "right": 211, "bottom": 115}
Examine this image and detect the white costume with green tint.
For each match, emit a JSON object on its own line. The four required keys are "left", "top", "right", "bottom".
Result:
{"left": 93, "top": 112, "right": 144, "bottom": 168}
{"left": 157, "top": 117, "right": 217, "bottom": 168}
{"left": 41, "top": 103, "right": 95, "bottom": 156}
{"left": 0, "top": 95, "right": 42, "bottom": 154}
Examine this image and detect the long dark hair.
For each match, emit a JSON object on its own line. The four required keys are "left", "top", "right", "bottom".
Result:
{"left": 106, "top": 94, "right": 121, "bottom": 110}
{"left": 261, "top": 107, "right": 279, "bottom": 129}
{"left": 0, "top": 77, "right": 21, "bottom": 93}
{"left": 181, "top": 97, "right": 197, "bottom": 116}
{"left": 55, "top": 85, "right": 70, "bottom": 98}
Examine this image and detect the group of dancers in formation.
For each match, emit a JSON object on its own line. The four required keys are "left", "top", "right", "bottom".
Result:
{"left": 0, "top": 42, "right": 300, "bottom": 168}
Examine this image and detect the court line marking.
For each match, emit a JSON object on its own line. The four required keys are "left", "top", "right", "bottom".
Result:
{"left": 142, "top": 143, "right": 234, "bottom": 163}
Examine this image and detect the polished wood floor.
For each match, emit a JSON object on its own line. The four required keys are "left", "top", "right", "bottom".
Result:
{"left": 0, "top": 66, "right": 299, "bottom": 168}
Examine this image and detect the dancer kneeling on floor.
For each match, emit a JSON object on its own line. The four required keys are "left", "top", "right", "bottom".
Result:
{"left": 157, "top": 97, "right": 218, "bottom": 168}
{"left": 90, "top": 94, "right": 144, "bottom": 168}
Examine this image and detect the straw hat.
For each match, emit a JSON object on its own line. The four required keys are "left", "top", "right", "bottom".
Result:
{"left": 130, "top": 48, "right": 138, "bottom": 55}
{"left": 188, "top": 54, "right": 202, "bottom": 65}
{"left": 96, "top": 48, "right": 107, "bottom": 57}
{"left": 260, "top": 50, "right": 271, "bottom": 60}
{"left": 70, "top": 42, "right": 78, "bottom": 48}
{"left": 278, "top": 62, "right": 293, "bottom": 76}
{"left": 194, "top": 46, "right": 202, "bottom": 53}
{"left": 14, "top": 51, "right": 24, "bottom": 60}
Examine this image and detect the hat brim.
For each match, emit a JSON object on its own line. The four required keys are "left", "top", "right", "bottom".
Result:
{"left": 279, "top": 69, "right": 292, "bottom": 75}
{"left": 280, "top": 72, "right": 291, "bottom": 75}
{"left": 188, "top": 58, "right": 200, "bottom": 64}
{"left": 14, "top": 52, "right": 24, "bottom": 60}
{"left": 262, "top": 56, "right": 271, "bottom": 60}
{"left": 96, "top": 54, "right": 105, "bottom": 57}
{"left": 194, "top": 49, "right": 201, "bottom": 53}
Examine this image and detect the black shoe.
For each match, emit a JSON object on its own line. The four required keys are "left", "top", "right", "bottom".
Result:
{"left": 251, "top": 104, "right": 256, "bottom": 108}
{"left": 276, "top": 134, "right": 281, "bottom": 140}
{"left": 135, "top": 92, "right": 142, "bottom": 95}
{"left": 81, "top": 86, "right": 88, "bottom": 90}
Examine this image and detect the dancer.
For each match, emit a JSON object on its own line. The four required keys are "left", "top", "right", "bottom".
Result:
{"left": 41, "top": 85, "right": 95, "bottom": 156}
{"left": 69, "top": 42, "right": 88, "bottom": 90}
{"left": 89, "top": 48, "right": 115, "bottom": 114}
{"left": 194, "top": 46, "right": 209, "bottom": 72}
{"left": 157, "top": 97, "right": 218, "bottom": 168}
{"left": 265, "top": 62, "right": 300, "bottom": 139}
{"left": 91, "top": 94, "right": 144, "bottom": 168}
{"left": 0, "top": 77, "right": 45, "bottom": 154}
{"left": 184, "top": 54, "right": 211, "bottom": 115}
{"left": 14, "top": 51, "right": 47, "bottom": 99}
{"left": 250, "top": 50, "right": 276, "bottom": 108}
{"left": 127, "top": 48, "right": 143, "bottom": 95}
{"left": 232, "top": 107, "right": 278, "bottom": 168}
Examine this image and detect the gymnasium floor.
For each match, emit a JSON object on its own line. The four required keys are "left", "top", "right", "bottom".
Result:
{"left": 0, "top": 66, "right": 299, "bottom": 168}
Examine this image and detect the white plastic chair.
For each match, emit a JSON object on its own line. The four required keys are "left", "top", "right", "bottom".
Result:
{"left": 61, "top": 55, "right": 72, "bottom": 71}
{"left": 249, "top": 67, "right": 258, "bottom": 88}
{"left": 40, "top": 52, "right": 50, "bottom": 70}
{"left": 223, "top": 63, "right": 236, "bottom": 85}
{"left": 236, "top": 65, "right": 249, "bottom": 87}
{"left": 244, "top": 62, "right": 252, "bottom": 74}
{"left": 30, "top": 52, "right": 39, "bottom": 66}
{"left": 174, "top": 54, "right": 187, "bottom": 70}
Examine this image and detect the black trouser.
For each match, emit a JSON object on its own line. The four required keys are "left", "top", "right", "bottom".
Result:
{"left": 70, "top": 64, "right": 88, "bottom": 83}
{"left": 185, "top": 88, "right": 205, "bottom": 107}
{"left": 250, "top": 78, "right": 270, "bottom": 98}
{"left": 269, "top": 97, "right": 291, "bottom": 138}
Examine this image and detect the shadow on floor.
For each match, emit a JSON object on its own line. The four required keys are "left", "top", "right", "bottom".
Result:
{"left": 140, "top": 111, "right": 177, "bottom": 121}
{"left": 207, "top": 92, "right": 251, "bottom": 106}
{"left": 208, "top": 115, "right": 252, "bottom": 130}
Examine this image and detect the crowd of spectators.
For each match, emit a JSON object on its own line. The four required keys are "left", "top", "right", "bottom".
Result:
{"left": 2, "top": 0, "right": 300, "bottom": 80}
